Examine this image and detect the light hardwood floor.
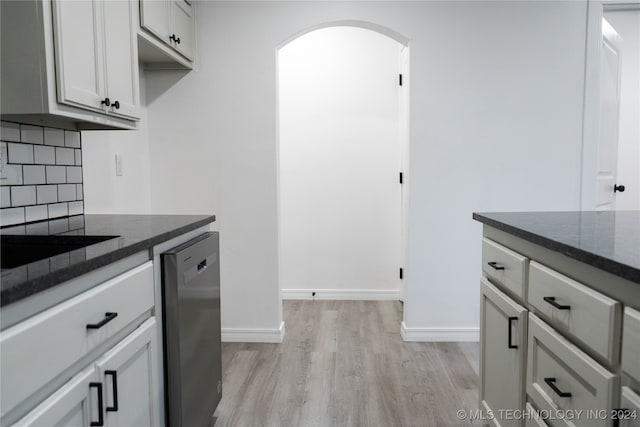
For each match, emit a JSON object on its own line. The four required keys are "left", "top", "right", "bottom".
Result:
{"left": 213, "top": 300, "right": 480, "bottom": 427}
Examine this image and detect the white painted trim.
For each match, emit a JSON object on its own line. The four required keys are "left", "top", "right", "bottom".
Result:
{"left": 282, "top": 289, "right": 400, "bottom": 300}
{"left": 400, "top": 321, "right": 479, "bottom": 342}
{"left": 222, "top": 321, "right": 285, "bottom": 343}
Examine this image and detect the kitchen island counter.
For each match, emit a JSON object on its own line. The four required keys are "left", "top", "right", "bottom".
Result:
{"left": 473, "top": 211, "right": 640, "bottom": 284}
{"left": 1, "top": 214, "right": 215, "bottom": 306}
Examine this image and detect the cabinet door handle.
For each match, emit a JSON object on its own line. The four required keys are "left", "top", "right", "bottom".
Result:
{"left": 89, "top": 382, "right": 105, "bottom": 426}
{"left": 544, "top": 377, "right": 572, "bottom": 398}
{"left": 508, "top": 316, "right": 518, "bottom": 349}
{"left": 101, "top": 97, "right": 111, "bottom": 107}
{"left": 614, "top": 184, "right": 625, "bottom": 193}
{"left": 112, "top": 100, "right": 120, "bottom": 110}
{"left": 543, "top": 296, "right": 570, "bottom": 310}
{"left": 105, "top": 370, "right": 119, "bottom": 412}
{"left": 86, "top": 312, "right": 118, "bottom": 329}
{"left": 487, "top": 261, "right": 505, "bottom": 271}
{"left": 170, "top": 34, "right": 181, "bottom": 44}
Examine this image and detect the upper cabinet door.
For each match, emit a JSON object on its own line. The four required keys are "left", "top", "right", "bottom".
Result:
{"left": 102, "top": 0, "right": 140, "bottom": 120}
{"left": 171, "top": 0, "right": 194, "bottom": 60}
{"left": 52, "top": 0, "right": 106, "bottom": 112}
{"left": 140, "top": 0, "right": 171, "bottom": 44}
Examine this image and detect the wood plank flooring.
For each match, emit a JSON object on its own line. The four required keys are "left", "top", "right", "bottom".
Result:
{"left": 213, "top": 300, "right": 480, "bottom": 427}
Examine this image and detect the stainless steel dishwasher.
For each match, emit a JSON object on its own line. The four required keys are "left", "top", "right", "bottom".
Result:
{"left": 161, "top": 232, "right": 222, "bottom": 427}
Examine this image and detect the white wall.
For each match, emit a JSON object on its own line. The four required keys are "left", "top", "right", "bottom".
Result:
{"left": 83, "top": 71, "right": 152, "bottom": 214}
{"left": 139, "top": 1, "right": 589, "bottom": 341}
{"left": 278, "top": 27, "right": 402, "bottom": 298}
{"left": 606, "top": 11, "right": 640, "bottom": 211}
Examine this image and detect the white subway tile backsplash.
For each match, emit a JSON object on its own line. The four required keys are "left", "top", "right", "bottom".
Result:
{"left": 20, "top": 125, "right": 44, "bottom": 144}
{"left": 2, "top": 123, "right": 83, "bottom": 225}
{"left": 23, "top": 165, "right": 46, "bottom": 185}
{"left": 25, "top": 205, "right": 48, "bottom": 222}
{"left": 37, "top": 185, "right": 58, "bottom": 204}
{"left": 48, "top": 202, "right": 68, "bottom": 219}
{"left": 1, "top": 207, "right": 25, "bottom": 226}
{"left": 58, "top": 184, "right": 77, "bottom": 202}
{"left": 1, "top": 187, "right": 10, "bottom": 208}
{"left": 66, "top": 166, "right": 82, "bottom": 183}
{"left": 11, "top": 186, "right": 36, "bottom": 206}
{"left": 55, "top": 147, "right": 75, "bottom": 165}
{"left": 65, "top": 131, "right": 81, "bottom": 148}
{"left": 8, "top": 143, "right": 34, "bottom": 164}
{"left": 1, "top": 122, "right": 21, "bottom": 142}
{"left": 68, "top": 201, "right": 84, "bottom": 216}
{"left": 46, "top": 165, "right": 66, "bottom": 183}
{"left": 1, "top": 164, "right": 23, "bottom": 185}
{"left": 34, "top": 145, "right": 56, "bottom": 165}
{"left": 1, "top": 141, "right": 7, "bottom": 163}
{"left": 44, "top": 128, "right": 65, "bottom": 147}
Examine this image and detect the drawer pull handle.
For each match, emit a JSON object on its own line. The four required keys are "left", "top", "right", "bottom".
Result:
{"left": 89, "top": 382, "right": 104, "bottom": 426}
{"left": 487, "top": 261, "right": 505, "bottom": 271}
{"left": 543, "top": 296, "right": 571, "bottom": 310}
{"left": 86, "top": 312, "right": 118, "bottom": 329}
{"left": 105, "top": 370, "right": 119, "bottom": 412}
{"left": 544, "top": 377, "right": 572, "bottom": 398}
{"left": 508, "top": 316, "right": 518, "bottom": 349}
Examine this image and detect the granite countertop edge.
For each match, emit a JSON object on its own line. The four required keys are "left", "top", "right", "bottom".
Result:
{"left": 1, "top": 215, "right": 216, "bottom": 307}
{"left": 473, "top": 212, "right": 640, "bottom": 284}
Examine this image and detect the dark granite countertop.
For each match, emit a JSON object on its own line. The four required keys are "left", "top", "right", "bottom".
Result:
{"left": 1, "top": 214, "right": 216, "bottom": 306}
{"left": 473, "top": 211, "right": 640, "bottom": 284}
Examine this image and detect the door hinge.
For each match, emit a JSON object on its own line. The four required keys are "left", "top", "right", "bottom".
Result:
{"left": 399, "top": 268, "right": 404, "bottom": 280}
{"left": 399, "top": 74, "right": 403, "bottom": 86}
{"left": 399, "top": 172, "right": 404, "bottom": 184}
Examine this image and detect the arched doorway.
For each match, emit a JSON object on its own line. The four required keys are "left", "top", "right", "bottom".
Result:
{"left": 277, "top": 24, "right": 409, "bottom": 302}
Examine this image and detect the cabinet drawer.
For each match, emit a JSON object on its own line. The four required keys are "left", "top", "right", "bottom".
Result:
{"left": 482, "top": 238, "right": 528, "bottom": 300}
{"left": 622, "top": 308, "right": 640, "bottom": 383}
{"left": 528, "top": 261, "right": 621, "bottom": 365}
{"left": 620, "top": 387, "right": 640, "bottom": 427}
{"left": 525, "top": 402, "right": 549, "bottom": 427}
{"left": 527, "top": 314, "right": 619, "bottom": 427}
{"left": 0, "top": 261, "right": 153, "bottom": 418}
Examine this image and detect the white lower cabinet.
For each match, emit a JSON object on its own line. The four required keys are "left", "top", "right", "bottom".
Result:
{"left": 620, "top": 387, "right": 640, "bottom": 427}
{"left": 480, "top": 277, "right": 528, "bottom": 427}
{"left": 524, "top": 403, "right": 549, "bottom": 427}
{"left": 13, "top": 318, "right": 158, "bottom": 427}
{"left": 527, "top": 314, "right": 619, "bottom": 427}
{"left": 95, "top": 318, "right": 159, "bottom": 427}
{"left": 12, "top": 366, "right": 99, "bottom": 427}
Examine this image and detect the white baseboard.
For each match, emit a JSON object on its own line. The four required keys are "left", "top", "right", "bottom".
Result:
{"left": 222, "top": 321, "right": 285, "bottom": 343}
{"left": 400, "top": 321, "right": 479, "bottom": 342}
{"left": 282, "top": 289, "right": 400, "bottom": 300}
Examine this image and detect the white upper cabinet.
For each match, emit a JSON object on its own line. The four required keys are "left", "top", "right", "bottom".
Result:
{"left": 101, "top": 0, "right": 141, "bottom": 120}
{"left": 170, "top": 0, "right": 194, "bottom": 60}
{"left": 138, "top": 0, "right": 195, "bottom": 68}
{"left": 53, "top": 0, "right": 140, "bottom": 120}
{"left": 0, "top": 0, "right": 140, "bottom": 130}
{"left": 51, "top": 0, "right": 105, "bottom": 113}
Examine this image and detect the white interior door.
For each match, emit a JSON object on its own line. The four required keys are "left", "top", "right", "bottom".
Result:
{"left": 595, "top": 19, "right": 623, "bottom": 210}
{"left": 279, "top": 27, "right": 403, "bottom": 298}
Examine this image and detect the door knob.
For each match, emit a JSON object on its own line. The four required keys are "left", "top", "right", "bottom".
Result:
{"left": 112, "top": 100, "right": 120, "bottom": 110}
{"left": 614, "top": 184, "right": 625, "bottom": 193}
{"left": 170, "top": 34, "right": 181, "bottom": 44}
{"left": 101, "top": 97, "right": 110, "bottom": 107}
